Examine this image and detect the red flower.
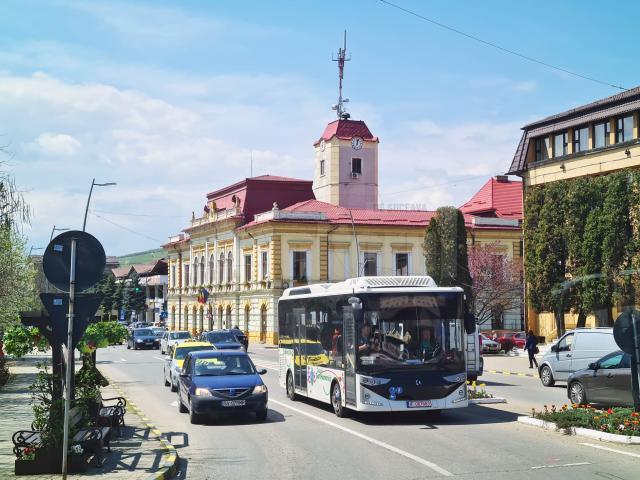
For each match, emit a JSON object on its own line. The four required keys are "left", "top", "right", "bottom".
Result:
{"left": 606, "top": 408, "right": 613, "bottom": 414}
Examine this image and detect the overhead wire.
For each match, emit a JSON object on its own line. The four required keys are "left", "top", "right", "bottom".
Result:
{"left": 378, "top": 0, "right": 626, "bottom": 91}
{"left": 90, "top": 211, "right": 165, "bottom": 244}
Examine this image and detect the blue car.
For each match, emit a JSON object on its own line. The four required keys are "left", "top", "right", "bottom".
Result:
{"left": 177, "top": 350, "right": 268, "bottom": 424}
{"left": 200, "top": 330, "right": 245, "bottom": 351}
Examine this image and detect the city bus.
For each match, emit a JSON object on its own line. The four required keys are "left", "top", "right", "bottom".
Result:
{"left": 278, "top": 276, "right": 475, "bottom": 416}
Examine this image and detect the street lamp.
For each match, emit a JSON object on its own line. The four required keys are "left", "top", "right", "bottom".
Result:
{"left": 28, "top": 246, "right": 44, "bottom": 257}
{"left": 50, "top": 225, "right": 71, "bottom": 242}
{"left": 82, "top": 178, "right": 117, "bottom": 231}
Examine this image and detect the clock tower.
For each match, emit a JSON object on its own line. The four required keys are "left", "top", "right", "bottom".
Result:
{"left": 312, "top": 32, "right": 379, "bottom": 209}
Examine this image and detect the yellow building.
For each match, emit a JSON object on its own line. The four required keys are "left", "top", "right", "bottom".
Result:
{"left": 164, "top": 117, "right": 523, "bottom": 343}
{"left": 508, "top": 86, "right": 640, "bottom": 339}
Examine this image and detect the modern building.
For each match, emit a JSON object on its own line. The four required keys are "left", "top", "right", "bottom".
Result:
{"left": 112, "top": 259, "right": 168, "bottom": 323}
{"left": 508, "top": 86, "right": 640, "bottom": 338}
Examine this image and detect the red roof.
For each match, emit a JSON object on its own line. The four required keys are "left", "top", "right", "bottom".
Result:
{"left": 314, "top": 119, "right": 378, "bottom": 146}
{"left": 460, "top": 177, "right": 523, "bottom": 220}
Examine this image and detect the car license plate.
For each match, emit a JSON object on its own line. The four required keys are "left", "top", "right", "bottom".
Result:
{"left": 407, "top": 400, "right": 432, "bottom": 408}
{"left": 222, "top": 400, "right": 246, "bottom": 407}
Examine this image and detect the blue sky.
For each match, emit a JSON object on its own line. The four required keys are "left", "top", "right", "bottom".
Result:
{"left": 1, "top": 0, "right": 637, "bottom": 255}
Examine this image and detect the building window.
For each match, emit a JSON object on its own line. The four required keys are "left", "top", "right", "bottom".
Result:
{"left": 218, "top": 253, "right": 224, "bottom": 284}
{"left": 184, "top": 264, "right": 190, "bottom": 287}
{"left": 351, "top": 158, "right": 362, "bottom": 175}
{"left": 535, "top": 137, "right": 549, "bottom": 161}
{"left": 395, "top": 253, "right": 409, "bottom": 276}
{"left": 320, "top": 159, "right": 325, "bottom": 176}
{"left": 261, "top": 251, "right": 268, "bottom": 279}
{"left": 573, "top": 126, "right": 588, "bottom": 153}
{"left": 171, "top": 265, "right": 176, "bottom": 287}
{"left": 227, "top": 252, "right": 233, "bottom": 284}
{"left": 293, "top": 251, "right": 307, "bottom": 282}
{"left": 244, "top": 254, "right": 252, "bottom": 283}
{"left": 363, "top": 252, "right": 377, "bottom": 276}
{"left": 553, "top": 132, "right": 568, "bottom": 157}
{"left": 594, "top": 121, "right": 611, "bottom": 148}
{"left": 616, "top": 115, "right": 633, "bottom": 143}
{"left": 209, "top": 255, "right": 215, "bottom": 285}
{"left": 199, "top": 257, "right": 204, "bottom": 285}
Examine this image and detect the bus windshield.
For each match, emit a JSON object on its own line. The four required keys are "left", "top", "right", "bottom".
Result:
{"left": 356, "top": 292, "right": 464, "bottom": 372}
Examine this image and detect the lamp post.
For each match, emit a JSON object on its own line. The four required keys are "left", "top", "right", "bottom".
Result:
{"left": 28, "top": 246, "right": 44, "bottom": 257}
{"left": 50, "top": 225, "right": 71, "bottom": 242}
{"left": 82, "top": 178, "right": 116, "bottom": 231}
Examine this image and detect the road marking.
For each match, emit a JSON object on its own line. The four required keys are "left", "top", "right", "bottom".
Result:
{"left": 169, "top": 401, "right": 178, "bottom": 407}
{"left": 531, "top": 462, "right": 591, "bottom": 469}
{"left": 254, "top": 362, "right": 278, "bottom": 371}
{"left": 153, "top": 356, "right": 165, "bottom": 361}
{"left": 269, "top": 398, "right": 453, "bottom": 477}
{"left": 120, "top": 358, "right": 127, "bottom": 362}
{"left": 579, "top": 443, "right": 640, "bottom": 459}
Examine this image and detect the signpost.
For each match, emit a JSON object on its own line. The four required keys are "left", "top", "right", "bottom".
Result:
{"left": 41, "top": 230, "right": 106, "bottom": 478}
{"left": 613, "top": 310, "right": 640, "bottom": 412}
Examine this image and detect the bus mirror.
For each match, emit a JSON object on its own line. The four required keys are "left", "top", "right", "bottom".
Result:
{"left": 348, "top": 296, "right": 362, "bottom": 310}
{"left": 464, "top": 313, "right": 476, "bottom": 334}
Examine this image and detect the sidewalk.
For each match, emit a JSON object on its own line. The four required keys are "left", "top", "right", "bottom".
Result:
{"left": 482, "top": 349, "right": 545, "bottom": 378}
{"left": 0, "top": 357, "right": 177, "bottom": 479}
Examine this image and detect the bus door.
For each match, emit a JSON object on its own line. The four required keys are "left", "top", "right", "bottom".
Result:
{"left": 293, "top": 309, "right": 307, "bottom": 390}
{"left": 342, "top": 307, "right": 357, "bottom": 406}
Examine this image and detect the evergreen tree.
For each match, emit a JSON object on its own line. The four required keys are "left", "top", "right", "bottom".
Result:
{"left": 112, "top": 281, "right": 125, "bottom": 319}
{"left": 123, "top": 273, "right": 147, "bottom": 320}
{"left": 98, "top": 274, "right": 117, "bottom": 320}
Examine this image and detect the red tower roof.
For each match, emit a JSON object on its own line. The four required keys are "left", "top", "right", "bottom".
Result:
{"left": 314, "top": 119, "right": 378, "bottom": 146}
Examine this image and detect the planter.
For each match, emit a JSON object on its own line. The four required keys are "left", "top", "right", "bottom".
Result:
{"left": 470, "top": 397, "right": 506, "bottom": 404}
{"left": 517, "top": 416, "right": 640, "bottom": 445}
{"left": 14, "top": 447, "right": 88, "bottom": 475}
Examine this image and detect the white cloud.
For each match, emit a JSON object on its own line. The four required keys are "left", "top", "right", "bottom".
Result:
{"left": 33, "top": 132, "right": 81, "bottom": 157}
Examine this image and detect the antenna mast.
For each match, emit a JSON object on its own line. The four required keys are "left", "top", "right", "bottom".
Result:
{"left": 332, "top": 30, "right": 351, "bottom": 119}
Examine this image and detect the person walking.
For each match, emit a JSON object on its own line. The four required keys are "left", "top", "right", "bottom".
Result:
{"left": 524, "top": 330, "right": 539, "bottom": 369}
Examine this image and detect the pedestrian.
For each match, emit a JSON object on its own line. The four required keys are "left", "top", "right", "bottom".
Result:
{"left": 524, "top": 330, "right": 539, "bottom": 369}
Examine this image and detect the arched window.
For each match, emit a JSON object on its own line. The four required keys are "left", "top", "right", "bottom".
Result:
{"left": 225, "top": 305, "right": 232, "bottom": 328}
{"left": 218, "top": 253, "right": 225, "bottom": 284}
{"left": 209, "top": 254, "right": 215, "bottom": 285}
{"left": 218, "top": 306, "right": 223, "bottom": 329}
{"left": 227, "top": 252, "right": 233, "bottom": 284}
{"left": 199, "top": 257, "right": 205, "bottom": 286}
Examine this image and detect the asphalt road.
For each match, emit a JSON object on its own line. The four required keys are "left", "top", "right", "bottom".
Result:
{"left": 97, "top": 344, "right": 640, "bottom": 480}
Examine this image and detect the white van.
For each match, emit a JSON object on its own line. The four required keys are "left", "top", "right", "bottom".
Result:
{"left": 539, "top": 328, "right": 618, "bottom": 387}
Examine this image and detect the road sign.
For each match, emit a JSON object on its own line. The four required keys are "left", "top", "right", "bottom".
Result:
{"left": 119, "top": 310, "right": 125, "bottom": 321}
{"left": 42, "top": 230, "right": 106, "bottom": 293}
{"left": 39, "top": 293, "right": 103, "bottom": 349}
{"left": 613, "top": 310, "right": 640, "bottom": 355}
{"left": 160, "top": 311, "right": 168, "bottom": 320}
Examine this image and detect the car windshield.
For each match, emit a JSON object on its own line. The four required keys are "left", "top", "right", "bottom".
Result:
{"left": 193, "top": 355, "right": 255, "bottom": 376}
{"left": 207, "top": 333, "right": 238, "bottom": 344}
{"left": 135, "top": 329, "right": 153, "bottom": 336}
{"left": 175, "top": 346, "right": 214, "bottom": 360}
{"left": 170, "top": 332, "right": 191, "bottom": 340}
{"left": 356, "top": 292, "right": 464, "bottom": 373}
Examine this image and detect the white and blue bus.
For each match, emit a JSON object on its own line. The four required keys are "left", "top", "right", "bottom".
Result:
{"left": 278, "top": 276, "right": 474, "bottom": 416}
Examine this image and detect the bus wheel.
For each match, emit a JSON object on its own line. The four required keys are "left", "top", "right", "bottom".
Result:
{"left": 286, "top": 372, "right": 297, "bottom": 401}
{"left": 331, "top": 382, "right": 347, "bottom": 418}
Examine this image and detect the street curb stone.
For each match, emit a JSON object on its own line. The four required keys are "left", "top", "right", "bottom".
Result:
{"left": 485, "top": 369, "right": 539, "bottom": 379}
{"left": 470, "top": 397, "right": 507, "bottom": 404}
{"left": 517, "top": 415, "right": 640, "bottom": 444}
{"left": 105, "top": 377, "right": 179, "bottom": 480}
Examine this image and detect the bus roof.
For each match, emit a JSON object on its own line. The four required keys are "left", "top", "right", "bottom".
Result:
{"left": 280, "top": 276, "right": 463, "bottom": 300}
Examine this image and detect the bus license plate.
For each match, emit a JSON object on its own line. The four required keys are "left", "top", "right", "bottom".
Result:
{"left": 222, "top": 400, "right": 246, "bottom": 407}
{"left": 407, "top": 400, "right": 432, "bottom": 408}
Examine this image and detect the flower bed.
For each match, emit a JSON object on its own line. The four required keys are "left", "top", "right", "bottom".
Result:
{"left": 533, "top": 404, "right": 640, "bottom": 436}
{"left": 468, "top": 380, "right": 493, "bottom": 399}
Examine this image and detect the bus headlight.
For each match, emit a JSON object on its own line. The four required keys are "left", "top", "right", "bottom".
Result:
{"left": 360, "top": 376, "right": 391, "bottom": 386}
{"left": 195, "top": 388, "right": 212, "bottom": 396}
{"left": 253, "top": 385, "right": 268, "bottom": 394}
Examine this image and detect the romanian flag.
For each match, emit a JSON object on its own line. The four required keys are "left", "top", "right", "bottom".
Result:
{"left": 197, "top": 287, "right": 209, "bottom": 304}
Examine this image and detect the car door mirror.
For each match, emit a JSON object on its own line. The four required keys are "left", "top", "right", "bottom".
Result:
{"left": 550, "top": 344, "right": 558, "bottom": 353}
{"left": 588, "top": 362, "right": 598, "bottom": 370}
{"left": 258, "top": 369, "right": 267, "bottom": 375}
{"left": 164, "top": 355, "right": 171, "bottom": 362}
{"left": 464, "top": 312, "right": 476, "bottom": 334}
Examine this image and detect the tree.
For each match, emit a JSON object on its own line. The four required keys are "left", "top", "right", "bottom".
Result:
{"left": 98, "top": 274, "right": 117, "bottom": 320}
{"left": 468, "top": 243, "right": 522, "bottom": 328}
{"left": 112, "top": 281, "right": 125, "bottom": 319}
{"left": 423, "top": 207, "right": 472, "bottom": 302}
{"left": 123, "top": 272, "right": 146, "bottom": 320}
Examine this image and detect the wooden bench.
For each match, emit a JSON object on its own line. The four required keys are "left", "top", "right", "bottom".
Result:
{"left": 96, "top": 392, "right": 127, "bottom": 436}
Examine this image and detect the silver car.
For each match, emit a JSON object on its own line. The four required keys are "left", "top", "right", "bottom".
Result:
{"left": 160, "top": 330, "right": 191, "bottom": 354}
{"left": 539, "top": 328, "right": 618, "bottom": 387}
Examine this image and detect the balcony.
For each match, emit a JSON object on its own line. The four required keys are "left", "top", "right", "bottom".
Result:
{"left": 188, "top": 206, "right": 242, "bottom": 229}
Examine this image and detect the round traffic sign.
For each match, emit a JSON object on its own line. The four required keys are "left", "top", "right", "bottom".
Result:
{"left": 614, "top": 310, "right": 640, "bottom": 355}
{"left": 42, "top": 230, "right": 106, "bottom": 293}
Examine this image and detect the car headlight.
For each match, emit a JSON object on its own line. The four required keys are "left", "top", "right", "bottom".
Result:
{"left": 359, "top": 375, "right": 390, "bottom": 386}
{"left": 252, "top": 385, "right": 268, "bottom": 394}
{"left": 136, "top": 339, "right": 143, "bottom": 343}
{"left": 194, "top": 388, "right": 212, "bottom": 396}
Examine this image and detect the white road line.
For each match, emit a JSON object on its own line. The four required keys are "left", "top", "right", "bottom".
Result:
{"left": 169, "top": 401, "right": 178, "bottom": 407}
{"left": 153, "top": 356, "right": 165, "bottom": 361}
{"left": 254, "top": 362, "right": 278, "bottom": 371}
{"left": 579, "top": 443, "right": 640, "bottom": 459}
{"left": 531, "top": 462, "right": 591, "bottom": 470}
{"left": 269, "top": 398, "right": 453, "bottom": 477}
{"left": 120, "top": 358, "right": 127, "bottom": 362}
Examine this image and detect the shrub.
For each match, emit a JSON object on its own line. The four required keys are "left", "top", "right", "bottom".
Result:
{"left": 533, "top": 404, "right": 640, "bottom": 436}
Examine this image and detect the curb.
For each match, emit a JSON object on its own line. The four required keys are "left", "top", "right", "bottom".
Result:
{"left": 106, "top": 378, "right": 179, "bottom": 480}
{"left": 517, "top": 416, "right": 640, "bottom": 445}
{"left": 470, "top": 397, "right": 507, "bottom": 405}
{"left": 484, "top": 369, "right": 539, "bottom": 379}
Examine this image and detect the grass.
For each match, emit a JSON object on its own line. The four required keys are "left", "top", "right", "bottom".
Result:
{"left": 533, "top": 404, "right": 640, "bottom": 436}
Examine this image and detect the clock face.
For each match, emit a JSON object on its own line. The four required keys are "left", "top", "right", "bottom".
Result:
{"left": 320, "top": 140, "right": 326, "bottom": 151}
{"left": 351, "top": 137, "right": 363, "bottom": 150}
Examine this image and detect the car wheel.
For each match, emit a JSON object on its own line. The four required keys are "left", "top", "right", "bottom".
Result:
{"left": 255, "top": 409, "right": 268, "bottom": 422}
{"left": 331, "top": 382, "right": 347, "bottom": 418}
{"left": 569, "top": 381, "right": 587, "bottom": 405}
{"left": 189, "top": 400, "right": 200, "bottom": 424}
{"left": 177, "top": 392, "right": 188, "bottom": 413}
{"left": 540, "top": 365, "right": 555, "bottom": 387}
{"left": 164, "top": 372, "right": 170, "bottom": 387}
{"left": 170, "top": 375, "right": 178, "bottom": 392}
{"left": 286, "top": 372, "right": 297, "bottom": 401}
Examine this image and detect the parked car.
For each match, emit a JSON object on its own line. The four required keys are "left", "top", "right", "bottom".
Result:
{"left": 127, "top": 328, "right": 160, "bottom": 350}
{"left": 538, "top": 328, "right": 618, "bottom": 387}
{"left": 495, "top": 331, "right": 519, "bottom": 351}
{"left": 176, "top": 350, "right": 268, "bottom": 424}
{"left": 511, "top": 332, "right": 527, "bottom": 349}
{"left": 200, "top": 330, "right": 244, "bottom": 350}
{"left": 567, "top": 350, "right": 633, "bottom": 406}
{"left": 160, "top": 330, "right": 192, "bottom": 354}
{"left": 164, "top": 341, "right": 215, "bottom": 391}
{"left": 480, "top": 334, "right": 500, "bottom": 354}
{"left": 229, "top": 327, "right": 249, "bottom": 351}
{"left": 152, "top": 327, "right": 166, "bottom": 339}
